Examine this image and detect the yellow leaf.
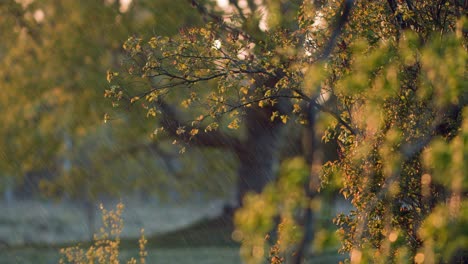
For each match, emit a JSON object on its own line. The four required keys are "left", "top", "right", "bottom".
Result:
{"left": 240, "top": 87, "right": 249, "bottom": 95}
{"left": 153, "top": 127, "right": 164, "bottom": 136}
{"left": 227, "top": 119, "right": 240, "bottom": 130}
{"left": 229, "top": 110, "right": 239, "bottom": 118}
{"left": 130, "top": 96, "right": 140, "bottom": 104}
{"left": 293, "top": 104, "right": 301, "bottom": 113}
{"left": 270, "top": 111, "right": 279, "bottom": 122}
{"left": 146, "top": 108, "right": 157, "bottom": 117}
{"left": 106, "top": 70, "right": 118, "bottom": 83}
{"left": 190, "top": 128, "right": 199, "bottom": 136}
{"left": 148, "top": 37, "right": 158, "bottom": 48}
{"left": 106, "top": 70, "right": 112, "bottom": 83}
{"left": 181, "top": 99, "right": 191, "bottom": 108}
{"left": 104, "top": 89, "right": 112, "bottom": 98}
{"left": 176, "top": 127, "right": 185, "bottom": 135}
{"left": 205, "top": 122, "right": 219, "bottom": 132}
{"left": 280, "top": 115, "right": 289, "bottom": 124}
{"left": 146, "top": 92, "right": 158, "bottom": 102}
{"left": 103, "top": 113, "right": 110, "bottom": 123}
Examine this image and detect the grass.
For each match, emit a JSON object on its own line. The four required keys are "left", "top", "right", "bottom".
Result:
{"left": 0, "top": 198, "right": 226, "bottom": 246}
{"left": 1, "top": 247, "right": 344, "bottom": 264}
{"left": 144, "top": 214, "right": 237, "bottom": 248}
{"left": 0, "top": 198, "right": 349, "bottom": 263}
{"left": 0, "top": 215, "right": 239, "bottom": 264}
{"left": 0, "top": 247, "right": 241, "bottom": 264}
{"left": 0, "top": 215, "right": 345, "bottom": 263}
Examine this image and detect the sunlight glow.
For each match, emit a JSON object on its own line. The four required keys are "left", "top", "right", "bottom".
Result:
{"left": 120, "top": 0, "right": 132, "bottom": 13}
{"left": 33, "top": 9, "right": 45, "bottom": 23}
{"left": 212, "top": 39, "right": 222, "bottom": 50}
{"left": 304, "top": 11, "right": 327, "bottom": 56}
{"left": 15, "top": 0, "right": 33, "bottom": 8}
{"left": 258, "top": 6, "right": 268, "bottom": 31}
{"left": 216, "top": 0, "right": 229, "bottom": 8}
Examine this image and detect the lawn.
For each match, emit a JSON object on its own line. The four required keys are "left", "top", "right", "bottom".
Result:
{"left": 0, "top": 215, "right": 345, "bottom": 264}
{"left": 0, "top": 247, "right": 241, "bottom": 264}
{"left": 0, "top": 198, "right": 348, "bottom": 263}
{"left": 0, "top": 247, "right": 345, "bottom": 264}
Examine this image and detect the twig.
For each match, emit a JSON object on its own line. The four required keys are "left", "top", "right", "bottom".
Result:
{"left": 293, "top": 1, "right": 355, "bottom": 263}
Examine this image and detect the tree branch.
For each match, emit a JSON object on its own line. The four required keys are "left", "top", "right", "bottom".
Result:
{"left": 92, "top": 139, "right": 187, "bottom": 181}
{"left": 293, "top": 1, "right": 356, "bottom": 263}
{"left": 318, "top": 0, "right": 354, "bottom": 61}
{"left": 229, "top": 0, "right": 247, "bottom": 22}
{"left": 293, "top": 88, "right": 356, "bottom": 135}
{"left": 189, "top": 0, "right": 256, "bottom": 42}
{"left": 156, "top": 100, "right": 244, "bottom": 153}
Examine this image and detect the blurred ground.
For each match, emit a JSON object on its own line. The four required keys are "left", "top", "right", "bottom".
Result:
{"left": 0, "top": 247, "right": 345, "bottom": 264}
{"left": 0, "top": 196, "right": 225, "bottom": 246}
{"left": 0, "top": 247, "right": 242, "bottom": 264}
{"left": 0, "top": 196, "right": 349, "bottom": 263}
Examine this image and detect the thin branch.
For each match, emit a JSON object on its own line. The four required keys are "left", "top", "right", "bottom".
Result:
{"left": 92, "top": 140, "right": 187, "bottom": 181}
{"left": 293, "top": 89, "right": 356, "bottom": 135}
{"left": 229, "top": 0, "right": 247, "bottom": 22}
{"left": 318, "top": 0, "right": 355, "bottom": 61}
{"left": 214, "top": 95, "right": 303, "bottom": 116}
{"left": 293, "top": 1, "right": 356, "bottom": 263}
{"left": 156, "top": 100, "right": 244, "bottom": 153}
{"left": 312, "top": 101, "right": 356, "bottom": 135}
{"left": 351, "top": 93, "right": 467, "bottom": 249}
{"left": 189, "top": 0, "right": 256, "bottom": 42}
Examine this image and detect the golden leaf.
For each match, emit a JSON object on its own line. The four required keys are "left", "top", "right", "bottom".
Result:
{"left": 190, "top": 128, "right": 199, "bottom": 136}
{"left": 280, "top": 115, "right": 289, "bottom": 124}
{"left": 146, "top": 108, "right": 156, "bottom": 117}
{"left": 227, "top": 119, "right": 240, "bottom": 130}
{"left": 293, "top": 104, "right": 301, "bottom": 113}
{"left": 240, "top": 86, "right": 249, "bottom": 95}
{"left": 270, "top": 111, "right": 279, "bottom": 122}
{"left": 176, "top": 127, "right": 185, "bottom": 135}
{"left": 130, "top": 96, "right": 140, "bottom": 104}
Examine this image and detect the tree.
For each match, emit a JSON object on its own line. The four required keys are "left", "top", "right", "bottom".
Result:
{"left": 0, "top": 0, "right": 210, "bottom": 198}
{"left": 108, "top": 0, "right": 311, "bottom": 206}
{"left": 108, "top": 0, "right": 467, "bottom": 263}
{"left": 0, "top": 0, "right": 217, "bottom": 239}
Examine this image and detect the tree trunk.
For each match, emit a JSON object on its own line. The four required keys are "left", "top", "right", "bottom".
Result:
{"left": 83, "top": 198, "right": 95, "bottom": 241}
{"left": 139, "top": 99, "right": 287, "bottom": 208}
{"left": 235, "top": 107, "right": 283, "bottom": 206}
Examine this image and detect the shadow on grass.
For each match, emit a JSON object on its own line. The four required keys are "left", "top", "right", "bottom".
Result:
{"left": 0, "top": 214, "right": 236, "bottom": 251}
{"left": 1, "top": 214, "right": 346, "bottom": 264}
{"left": 144, "top": 214, "right": 237, "bottom": 248}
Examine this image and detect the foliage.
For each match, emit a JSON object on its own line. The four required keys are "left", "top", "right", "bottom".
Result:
{"left": 107, "top": 0, "right": 467, "bottom": 263}
{"left": 107, "top": 2, "right": 307, "bottom": 136}
{"left": 332, "top": 32, "right": 466, "bottom": 263}
{"left": 60, "top": 203, "right": 147, "bottom": 264}
{"left": 0, "top": 0, "right": 233, "bottom": 200}
{"left": 0, "top": 0, "right": 128, "bottom": 176}
{"left": 233, "top": 157, "right": 309, "bottom": 264}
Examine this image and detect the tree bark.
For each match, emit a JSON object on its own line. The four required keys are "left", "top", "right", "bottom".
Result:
{"left": 235, "top": 106, "right": 283, "bottom": 206}
{"left": 156, "top": 98, "right": 286, "bottom": 207}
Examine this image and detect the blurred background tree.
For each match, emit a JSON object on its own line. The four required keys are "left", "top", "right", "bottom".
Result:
{"left": 0, "top": 0, "right": 239, "bottom": 239}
